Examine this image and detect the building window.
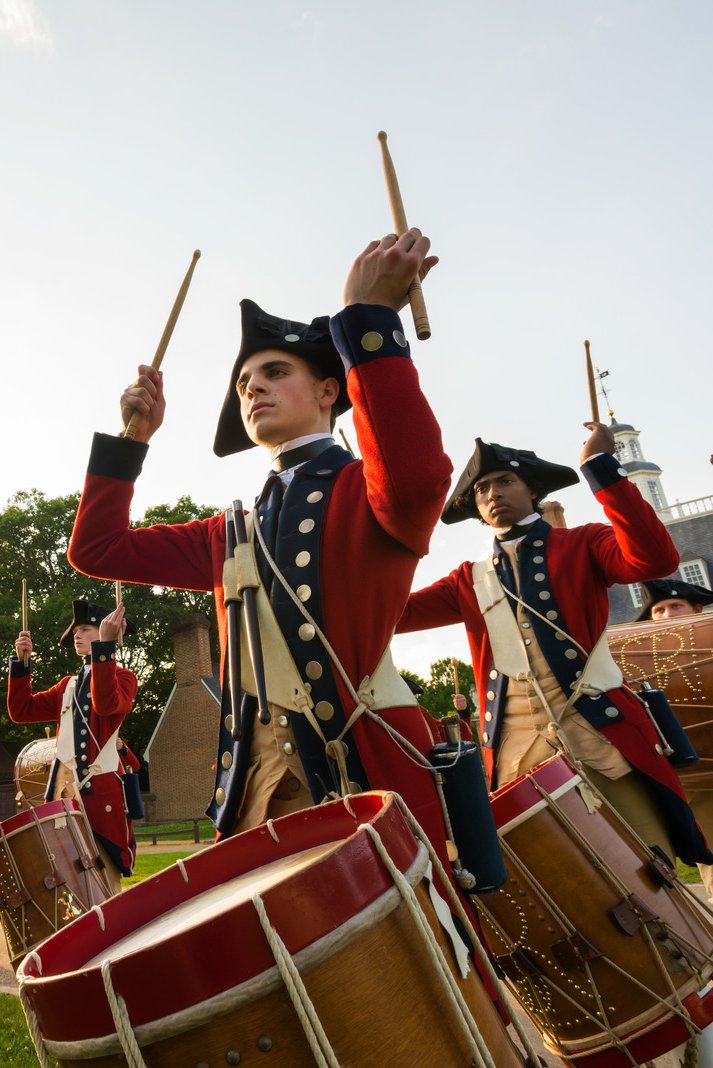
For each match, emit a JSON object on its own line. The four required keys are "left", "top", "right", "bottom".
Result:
{"left": 629, "top": 439, "right": 642, "bottom": 460}
{"left": 629, "top": 583, "right": 643, "bottom": 607}
{"left": 614, "top": 441, "right": 626, "bottom": 461}
{"left": 680, "top": 560, "right": 711, "bottom": 589}
{"left": 647, "top": 480, "right": 663, "bottom": 509}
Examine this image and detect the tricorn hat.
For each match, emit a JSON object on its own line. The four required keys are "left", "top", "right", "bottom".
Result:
{"left": 636, "top": 579, "right": 713, "bottom": 622}
{"left": 59, "top": 599, "right": 136, "bottom": 648}
{"left": 441, "top": 438, "right": 580, "bottom": 525}
{"left": 213, "top": 299, "right": 350, "bottom": 457}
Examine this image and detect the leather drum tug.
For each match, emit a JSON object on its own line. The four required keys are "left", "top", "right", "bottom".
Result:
{"left": 478, "top": 755, "right": 713, "bottom": 1067}
{"left": 608, "top": 614, "right": 713, "bottom": 789}
{"left": 0, "top": 799, "right": 112, "bottom": 971}
{"left": 14, "top": 737, "right": 56, "bottom": 810}
{"left": 17, "top": 792, "right": 526, "bottom": 1068}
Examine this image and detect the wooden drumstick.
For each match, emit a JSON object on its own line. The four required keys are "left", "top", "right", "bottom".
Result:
{"left": 451, "top": 657, "right": 460, "bottom": 696}
{"left": 21, "top": 578, "right": 29, "bottom": 667}
{"left": 584, "top": 340, "right": 600, "bottom": 423}
{"left": 115, "top": 580, "right": 122, "bottom": 648}
{"left": 339, "top": 428, "right": 356, "bottom": 456}
{"left": 377, "top": 131, "right": 431, "bottom": 341}
{"left": 124, "top": 249, "right": 202, "bottom": 440}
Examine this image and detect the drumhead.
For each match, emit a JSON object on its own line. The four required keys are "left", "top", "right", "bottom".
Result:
{"left": 85, "top": 840, "right": 340, "bottom": 964}
{"left": 14, "top": 736, "right": 56, "bottom": 806}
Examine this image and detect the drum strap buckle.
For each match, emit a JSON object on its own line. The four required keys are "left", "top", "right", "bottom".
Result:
{"left": 551, "top": 931, "right": 603, "bottom": 971}
{"left": 610, "top": 893, "right": 659, "bottom": 935}
{"left": 3, "top": 887, "right": 32, "bottom": 910}
{"left": 42, "top": 869, "right": 67, "bottom": 890}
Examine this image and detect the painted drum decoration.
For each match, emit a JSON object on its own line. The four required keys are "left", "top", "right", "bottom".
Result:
{"left": 608, "top": 614, "right": 713, "bottom": 788}
{"left": 14, "top": 737, "right": 56, "bottom": 810}
{"left": 479, "top": 755, "right": 713, "bottom": 1067}
{"left": 0, "top": 799, "right": 112, "bottom": 971}
{"left": 18, "top": 792, "right": 524, "bottom": 1067}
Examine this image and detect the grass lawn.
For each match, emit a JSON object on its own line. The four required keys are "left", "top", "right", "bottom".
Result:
{"left": 122, "top": 850, "right": 193, "bottom": 888}
{"left": 0, "top": 995, "right": 46, "bottom": 1067}
{"left": 678, "top": 860, "right": 704, "bottom": 885}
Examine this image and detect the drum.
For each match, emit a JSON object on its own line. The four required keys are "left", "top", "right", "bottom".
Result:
{"left": 0, "top": 799, "right": 112, "bottom": 971}
{"left": 478, "top": 755, "right": 713, "bottom": 1067}
{"left": 608, "top": 613, "right": 713, "bottom": 788}
{"left": 18, "top": 791, "right": 524, "bottom": 1068}
{"left": 14, "top": 737, "right": 56, "bottom": 809}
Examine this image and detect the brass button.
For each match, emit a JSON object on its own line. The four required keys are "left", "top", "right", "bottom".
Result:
{"left": 605, "top": 707, "right": 619, "bottom": 718}
{"left": 99, "top": 655, "right": 106, "bottom": 662}
{"left": 655, "top": 743, "right": 664, "bottom": 755}
{"left": 306, "top": 660, "right": 323, "bottom": 679}
{"left": 393, "top": 329, "right": 407, "bottom": 347}
{"left": 224, "top": 714, "right": 233, "bottom": 733}
{"left": 533, "top": 540, "right": 544, "bottom": 547}
{"left": 299, "top": 623, "right": 315, "bottom": 641}
{"left": 556, "top": 631, "right": 566, "bottom": 640}
{"left": 296, "top": 584, "right": 312, "bottom": 602}
{"left": 524, "top": 638, "right": 531, "bottom": 646}
{"left": 315, "top": 701, "right": 335, "bottom": 721}
{"left": 288, "top": 777, "right": 301, "bottom": 792}
{"left": 215, "top": 788, "right": 225, "bottom": 805}
{"left": 299, "top": 518, "right": 315, "bottom": 534}
{"left": 361, "top": 331, "right": 383, "bottom": 352}
{"left": 105, "top": 805, "right": 112, "bottom": 813}
{"left": 307, "top": 491, "right": 323, "bottom": 504}
{"left": 482, "top": 732, "right": 490, "bottom": 744}
{"left": 284, "top": 333, "right": 300, "bottom": 342}
{"left": 487, "top": 689, "right": 496, "bottom": 701}
{"left": 484, "top": 711, "right": 493, "bottom": 722}
{"left": 533, "top": 555, "right": 544, "bottom": 564}
{"left": 316, "top": 469, "right": 332, "bottom": 476}
{"left": 564, "top": 649, "right": 578, "bottom": 659}
{"left": 538, "top": 591, "right": 551, "bottom": 601}
{"left": 534, "top": 573, "right": 545, "bottom": 582}
{"left": 521, "top": 622, "right": 531, "bottom": 629}
{"left": 221, "top": 752, "right": 233, "bottom": 769}
{"left": 278, "top": 714, "right": 289, "bottom": 727}
{"left": 296, "top": 550, "right": 311, "bottom": 567}
{"left": 546, "top": 610, "right": 558, "bottom": 620}
{"left": 489, "top": 669, "right": 498, "bottom": 680}
{"left": 283, "top": 742, "right": 295, "bottom": 756}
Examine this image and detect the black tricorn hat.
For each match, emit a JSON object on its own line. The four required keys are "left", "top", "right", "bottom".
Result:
{"left": 441, "top": 438, "right": 580, "bottom": 525}
{"left": 213, "top": 299, "right": 350, "bottom": 457}
{"left": 59, "top": 600, "right": 136, "bottom": 648}
{"left": 636, "top": 579, "right": 713, "bottom": 622}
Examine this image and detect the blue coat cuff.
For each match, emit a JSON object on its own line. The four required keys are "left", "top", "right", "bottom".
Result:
{"left": 8, "top": 657, "right": 31, "bottom": 677}
{"left": 581, "top": 452, "right": 629, "bottom": 493}
{"left": 330, "top": 305, "right": 411, "bottom": 371}
{"left": 88, "top": 432, "right": 149, "bottom": 482}
{"left": 91, "top": 639, "right": 117, "bottom": 663}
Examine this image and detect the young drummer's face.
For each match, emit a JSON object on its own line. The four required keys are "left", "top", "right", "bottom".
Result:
{"left": 651, "top": 598, "right": 702, "bottom": 621}
{"left": 236, "top": 350, "right": 336, "bottom": 448}
{"left": 473, "top": 470, "right": 537, "bottom": 528}
{"left": 73, "top": 624, "right": 101, "bottom": 656}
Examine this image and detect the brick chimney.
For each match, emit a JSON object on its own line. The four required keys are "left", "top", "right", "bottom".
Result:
{"left": 172, "top": 615, "right": 213, "bottom": 685}
{"left": 541, "top": 500, "right": 567, "bottom": 529}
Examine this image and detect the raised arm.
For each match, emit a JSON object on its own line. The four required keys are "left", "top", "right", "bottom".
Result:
{"left": 330, "top": 230, "right": 452, "bottom": 558}
{"left": 397, "top": 566, "right": 466, "bottom": 633}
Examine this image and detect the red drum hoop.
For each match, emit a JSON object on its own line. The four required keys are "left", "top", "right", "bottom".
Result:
{"left": 13, "top": 737, "right": 56, "bottom": 809}
{"left": 0, "top": 799, "right": 112, "bottom": 970}
{"left": 481, "top": 755, "right": 713, "bottom": 1067}
{"left": 18, "top": 791, "right": 524, "bottom": 1067}
{"left": 608, "top": 613, "right": 713, "bottom": 788}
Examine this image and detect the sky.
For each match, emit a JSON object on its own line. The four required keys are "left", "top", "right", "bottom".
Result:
{"left": 1, "top": 0, "right": 711, "bottom": 677}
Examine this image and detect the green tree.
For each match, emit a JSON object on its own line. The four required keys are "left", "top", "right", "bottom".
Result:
{"left": 408, "top": 656, "right": 477, "bottom": 720}
{"left": 0, "top": 490, "right": 219, "bottom": 761}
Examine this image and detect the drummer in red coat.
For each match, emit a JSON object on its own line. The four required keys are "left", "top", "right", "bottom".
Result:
{"left": 7, "top": 599, "right": 138, "bottom": 892}
{"left": 67, "top": 231, "right": 458, "bottom": 866}
{"left": 398, "top": 425, "right": 713, "bottom": 867}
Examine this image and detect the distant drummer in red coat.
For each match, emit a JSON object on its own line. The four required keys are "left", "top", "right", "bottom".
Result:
{"left": 398, "top": 424, "right": 713, "bottom": 868}
{"left": 7, "top": 599, "right": 138, "bottom": 893}
{"left": 67, "top": 231, "right": 461, "bottom": 871}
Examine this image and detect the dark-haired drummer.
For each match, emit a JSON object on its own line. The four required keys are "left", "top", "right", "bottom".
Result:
{"left": 67, "top": 232, "right": 458, "bottom": 863}
{"left": 398, "top": 424, "right": 713, "bottom": 868}
{"left": 7, "top": 599, "right": 138, "bottom": 893}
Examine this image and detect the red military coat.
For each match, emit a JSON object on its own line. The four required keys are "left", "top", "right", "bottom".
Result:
{"left": 398, "top": 455, "right": 711, "bottom": 865}
{"left": 7, "top": 647, "right": 137, "bottom": 875}
{"left": 68, "top": 304, "right": 454, "bottom": 859}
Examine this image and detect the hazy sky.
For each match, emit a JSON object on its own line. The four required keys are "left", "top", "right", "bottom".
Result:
{"left": 1, "top": 0, "right": 710, "bottom": 675}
